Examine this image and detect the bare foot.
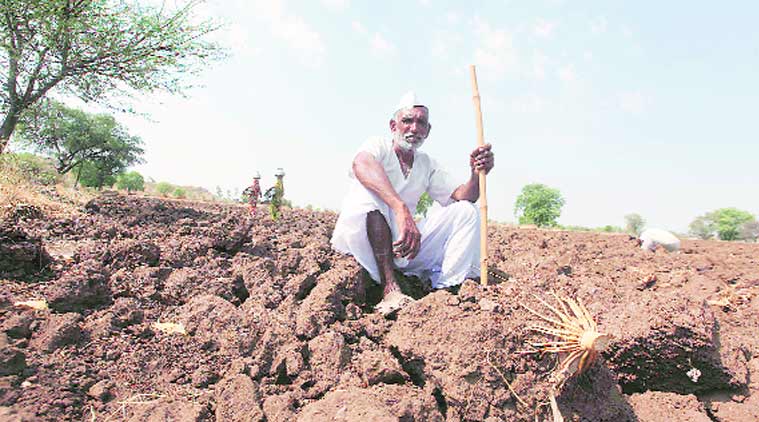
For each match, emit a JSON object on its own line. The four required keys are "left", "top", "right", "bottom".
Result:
{"left": 375, "top": 290, "right": 414, "bottom": 317}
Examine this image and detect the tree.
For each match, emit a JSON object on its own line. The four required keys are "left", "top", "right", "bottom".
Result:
{"left": 17, "top": 101, "right": 143, "bottom": 178}
{"left": 689, "top": 208, "right": 756, "bottom": 241}
{"left": 739, "top": 221, "right": 759, "bottom": 242}
{"left": 624, "top": 213, "right": 646, "bottom": 236}
{"left": 173, "top": 187, "right": 186, "bottom": 199}
{"left": 710, "top": 208, "right": 755, "bottom": 240}
{"left": 514, "top": 183, "right": 565, "bottom": 227}
{"left": 77, "top": 159, "right": 117, "bottom": 188}
{"left": 688, "top": 216, "right": 714, "bottom": 240}
{"left": 115, "top": 171, "right": 144, "bottom": 193}
{"left": 156, "top": 182, "right": 173, "bottom": 197}
{"left": 415, "top": 192, "right": 434, "bottom": 218}
{"left": 1, "top": 0, "right": 223, "bottom": 153}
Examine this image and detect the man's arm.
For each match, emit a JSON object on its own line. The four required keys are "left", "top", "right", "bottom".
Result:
{"left": 353, "top": 152, "right": 421, "bottom": 259}
{"left": 451, "top": 172, "right": 480, "bottom": 202}
{"left": 450, "top": 143, "right": 494, "bottom": 203}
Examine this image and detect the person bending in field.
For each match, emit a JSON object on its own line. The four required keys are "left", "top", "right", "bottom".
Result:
{"left": 330, "top": 92, "right": 495, "bottom": 315}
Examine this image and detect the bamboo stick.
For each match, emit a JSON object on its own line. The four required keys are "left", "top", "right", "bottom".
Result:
{"left": 469, "top": 65, "right": 488, "bottom": 287}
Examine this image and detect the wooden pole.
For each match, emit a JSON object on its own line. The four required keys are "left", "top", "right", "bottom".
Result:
{"left": 469, "top": 65, "right": 488, "bottom": 287}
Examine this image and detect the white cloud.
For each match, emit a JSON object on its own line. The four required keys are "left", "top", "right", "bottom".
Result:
{"left": 619, "top": 91, "right": 650, "bottom": 114}
{"left": 351, "top": 20, "right": 367, "bottom": 35}
{"left": 510, "top": 94, "right": 546, "bottom": 113}
{"left": 591, "top": 16, "right": 608, "bottom": 35}
{"left": 253, "top": 0, "right": 326, "bottom": 68}
{"left": 557, "top": 64, "right": 576, "bottom": 82}
{"left": 321, "top": 0, "right": 350, "bottom": 12}
{"left": 371, "top": 33, "right": 396, "bottom": 57}
{"left": 533, "top": 19, "right": 555, "bottom": 38}
{"left": 446, "top": 11, "right": 460, "bottom": 25}
{"left": 472, "top": 19, "right": 519, "bottom": 76}
{"left": 531, "top": 51, "right": 549, "bottom": 79}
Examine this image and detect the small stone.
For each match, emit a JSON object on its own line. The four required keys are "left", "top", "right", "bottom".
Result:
{"left": 479, "top": 298, "right": 499, "bottom": 312}
{"left": 87, "top": 379, "right": 114, "bottom": 402}
{"left": 2, "top": 314, "right": 34, "bottom": 339}
{"left": 0, "top": 347, "right": 26, "bottom": 376}
{"left": 191, "top": 367, "right": 219, "bottom": 388}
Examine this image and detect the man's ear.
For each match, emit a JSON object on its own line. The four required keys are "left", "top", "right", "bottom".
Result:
{"left": 425, "top": 123, "right": 432, "bottom": 138}
{"left": 389, "top": 118, "right": 397, "bottom": 132}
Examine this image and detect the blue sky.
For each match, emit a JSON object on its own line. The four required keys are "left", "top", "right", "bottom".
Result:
{"left": 87, "top": 0, "right": 759, "bottom": 232}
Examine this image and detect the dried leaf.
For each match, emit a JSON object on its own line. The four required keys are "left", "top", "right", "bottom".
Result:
{"left": 152, "top": 321, "right": 186, "bottom": 335}
{"left": 14, "top": 299, "right": 49, "bottom": 311}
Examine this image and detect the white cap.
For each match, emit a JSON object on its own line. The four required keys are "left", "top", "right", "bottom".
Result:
{"left": 394, "top": 91, "right": 425, "bottom": 114}
{"left": 274, "top": 167, "right": 285, "bottom": 177}
{"left": 253, "top": 171, "right": 261, "bottom": 179}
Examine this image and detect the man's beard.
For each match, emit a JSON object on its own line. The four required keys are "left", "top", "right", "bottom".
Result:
{"left": 395, "top": 133, "right": 425, "bottom": 152}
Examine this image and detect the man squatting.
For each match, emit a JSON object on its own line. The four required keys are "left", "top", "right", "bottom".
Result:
{"left": 330, "top": 92, "right": 495, "bottom": 315}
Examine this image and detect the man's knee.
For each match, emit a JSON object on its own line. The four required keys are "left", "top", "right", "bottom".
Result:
{"left": 448, "top": 201, "right": 479, "bottom": 223}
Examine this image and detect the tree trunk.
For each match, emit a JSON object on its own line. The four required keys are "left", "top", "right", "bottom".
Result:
{"left": 74, "top": 163, "right": 83, "bottom": 189}
{"left": 0, "top": 108, "right": 20, "bottom": 154}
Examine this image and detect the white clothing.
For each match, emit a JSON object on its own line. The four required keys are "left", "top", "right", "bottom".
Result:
{"left": 331, "top": 137, "right": 480, "bottom": 288}
{"left": 395, "top": 91, "right": 424, "bottom": 114}
{"left": 640, "top": 228, "right": 680, "bottom": 252}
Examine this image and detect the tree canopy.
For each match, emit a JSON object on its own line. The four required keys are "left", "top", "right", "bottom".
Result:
{"left": 1, "top": 0, "right": 223, "bottom": 153}
{"left": 17, "top": 101, "right": 143, "bottom": 181}
{"left": 689, "top": 208, "right": 756, "bottom": 241}
{"left": 415, "top": 192, "right": 434, "bottom": 218}
{"left": 624, "top": 213, "right": 646, "bottom": 236}
{"left": 514, "top": 183, "right": 565, "bottom": 227}
{"left": 115, "top": 171, "right": 144, "bottom": 192}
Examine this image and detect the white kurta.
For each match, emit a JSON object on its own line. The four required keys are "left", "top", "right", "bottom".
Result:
{"left": 330, "top": 137, "right": 481, "bottom": 289}
{"left": 640, "top": 228, "right": 681, "bottom": 252}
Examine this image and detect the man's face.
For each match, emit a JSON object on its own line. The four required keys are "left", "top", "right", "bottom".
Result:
{"left": 390, "top": 106, "right": 431, "bottom": 152}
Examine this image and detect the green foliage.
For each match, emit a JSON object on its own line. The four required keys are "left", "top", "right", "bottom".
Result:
{"left": 156, "top": 182, "right": 173, "bottom": 197}
{"left": 514, "top": 183, "right": 565, "bottom": 227}
{"left": 173, "top": 187, "right": 186, "bottom": 199}
{"left": 415, "top": 192, "right": 434, "bottom": 218}
{"left": 1, "top": 0, "right": 224, "bottom": 152}
{"left": 688, "top": 216, "right": 714, "bottom": 240}
{"left": 0, "top": 153, "right": 58, "bottom": 185}
{"left": 115, "top": 171, "right": 144, "bottom": 193}
{"left": 689, "top": 208, "right": 756, "bottom": 241}
{"left": 599, "top": 225, "right": 623, "bottom": 233}
{"left": 624, "top": 213, "right": 646, "bottom": 236}
{"left": 17, "top": 101, "right": 144, "bottom": 181}
{"left": 77, "top": 160, "right": 116, "bottom": 189}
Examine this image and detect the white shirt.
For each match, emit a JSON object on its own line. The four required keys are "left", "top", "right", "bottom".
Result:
{"left": 331, "top": 136, "right": 458, "bottom": 252}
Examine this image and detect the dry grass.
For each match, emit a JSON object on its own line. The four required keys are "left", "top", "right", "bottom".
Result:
{"left": 1, "top": 156, "right": 93, "bottom": 221}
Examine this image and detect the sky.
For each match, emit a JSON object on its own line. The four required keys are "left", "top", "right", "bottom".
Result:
{"left": 48, "top": 0, "right": 759, "bottom": 232}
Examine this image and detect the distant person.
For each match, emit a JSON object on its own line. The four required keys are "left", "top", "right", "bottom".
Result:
{"left": 330, "top": 92, "right": 495, "bottom": 315}
{"left": 243, "top": 172, "right": 262, "bottom": 214}
{"left": 639, "top": 228, "right": 680, "bottom": 252}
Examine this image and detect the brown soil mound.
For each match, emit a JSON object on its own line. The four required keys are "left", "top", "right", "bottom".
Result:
{"left": 1, "top": 194, "right": 758, "bottom": 421}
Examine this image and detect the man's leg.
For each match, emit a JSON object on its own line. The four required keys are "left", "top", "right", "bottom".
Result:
{"left": 366, "top": 210, "right": 401, "bottom": 295}
{"left": 402, "top": 201, "right": 480, "bottom": 289}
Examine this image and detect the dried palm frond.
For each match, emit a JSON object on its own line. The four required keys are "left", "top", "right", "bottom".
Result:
{"left": 523, "top": 293, "right": 611, "bottom": 377}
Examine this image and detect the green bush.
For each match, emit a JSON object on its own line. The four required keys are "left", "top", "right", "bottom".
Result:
{"left": 115, "top": 171, "right": 145, "bottom": 192}
{"left": 156, "top": 182, "right": 173, "bottom": 197}
{"left": 514, "top": 183, "right": 565, "bottom": 227}
{"left": 2, "top": 153, "right": 58, "bottom": 185}
{"left": 415, "top": 192, "right": 434, "bottom": 218}
{"left": 173, "top": 187, "right": 187, "bottom": 199}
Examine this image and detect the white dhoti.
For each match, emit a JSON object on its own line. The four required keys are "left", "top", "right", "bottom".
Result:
{"left": 331, "top": 136, "right": 479, "bottom": 289}
{"left": 331, "top": 200, "right": 481, "bottom": 289}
